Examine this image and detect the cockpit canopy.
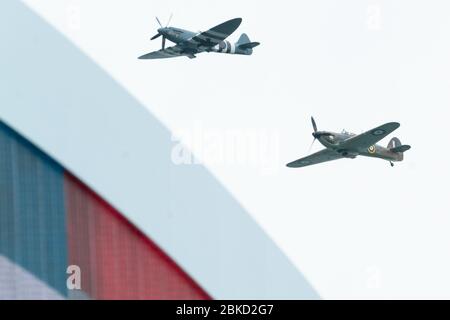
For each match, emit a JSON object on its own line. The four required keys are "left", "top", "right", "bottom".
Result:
{"left": 324, "top": 134, "right": 335, "bottom": 143}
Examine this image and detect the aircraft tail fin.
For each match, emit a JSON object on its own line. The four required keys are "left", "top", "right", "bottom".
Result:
{"left": 388, "top": 137, "right": 411, "bottom": 153}
{"left": 237, "top": 33, "right": 251, "bottom": 45}
{"left": 236, "top": 33, "right": 260, "bottom": 50}
{"left": 387, "top": 137, "right": 401, "bottom": 150}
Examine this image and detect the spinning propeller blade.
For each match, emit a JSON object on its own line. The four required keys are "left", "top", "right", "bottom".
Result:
{"left": 151, "top": 33, "right": 161, "bottom": 40}
{"left": 156, "top": 16, "right": 163, "bottom": 28}
{"left": 308, "top": 137, "right": 316, "bottom": 152}
{"left": 311, "top": 116, "right": 318, "bottom": 133}
{"left": 166, "top": 13, "right": 173, "bottom": 27}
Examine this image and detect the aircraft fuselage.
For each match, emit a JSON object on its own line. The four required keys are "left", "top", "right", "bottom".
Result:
{"left": 316, "top": 131, "right": 403, "bottom": 162}
{"left": 158, "top": 27, "right": 254, "bottom": 55}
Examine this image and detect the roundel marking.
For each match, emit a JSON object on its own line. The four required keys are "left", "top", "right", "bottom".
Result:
{"left": 368, "top": 145, "right": 376, "bottom": 154}
{"left": 372, "top": 129, "right": 385, "bottom": 136}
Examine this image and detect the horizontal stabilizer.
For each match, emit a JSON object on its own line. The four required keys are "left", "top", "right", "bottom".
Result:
{"left": 390, "top": 145, "right": 411, "bottom": 153}
{"left": 238, "top": 42, "right": 260, "bottom": 50}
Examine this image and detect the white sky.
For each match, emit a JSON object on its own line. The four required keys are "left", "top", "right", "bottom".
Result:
{"left": 23, "top": 0, "right": 450, "bottom": 298}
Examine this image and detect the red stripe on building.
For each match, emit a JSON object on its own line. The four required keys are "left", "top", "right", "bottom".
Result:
{"left": 64, "top": 173, "right": 210, "bottom": 300}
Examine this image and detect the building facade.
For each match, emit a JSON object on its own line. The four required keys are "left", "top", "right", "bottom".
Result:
{"left": 0, "top": 121, "right": 209, "bottom": 299}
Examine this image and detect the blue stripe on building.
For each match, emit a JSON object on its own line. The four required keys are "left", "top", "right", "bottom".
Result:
{"left": 0, "top": 121, "right": 68, "bottom": 296}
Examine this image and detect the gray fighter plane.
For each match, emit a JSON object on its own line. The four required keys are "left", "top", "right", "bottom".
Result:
{"left": 138, "top": 16, "right": 259, "bottom": 60}
{"left": 287, "top": 117, "right": 411, "bottom": 168}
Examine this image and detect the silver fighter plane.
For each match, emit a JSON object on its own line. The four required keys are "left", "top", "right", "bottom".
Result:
{"left": 287, "top": 117, "right": 411, "bottom": 168}
{"left": 138, "top": 16, "right": 259, "bottom": 60}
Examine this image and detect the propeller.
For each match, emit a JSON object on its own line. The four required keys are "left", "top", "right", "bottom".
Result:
{"left": 308, "top": 116, "right": 333, "bottom": 151}
{"left": 166, "top": 13, "right": 173, "bottom": 28}
{"left": 308, "top": 117, "right": 319, "bottom": 151}
{"left": 150, "top": 33, "right": 161, "bottom": 40}
{"left": 150, "top": 15, "right": 173, "bottom": 50}
{"left": 156, "top": 16, "right": 163, "bottom": 28}
{"left": 311, "top": 116, "right": 318, "bottom": 133}
{"left": 307, "top": 137, "right": 316, "bottom": 152}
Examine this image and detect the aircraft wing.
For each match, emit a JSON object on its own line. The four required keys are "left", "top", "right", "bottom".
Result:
{"left": 189, "top": 18, "right": 242, "bottom": 48}
{"left": 338, "top": 122, "right": 400, "bottom": 151}
{"left": 138, "top": 45, "right": 187, "bottom": 59}
{"left": 286, "top": 148, "right": 343, "bottom": 168}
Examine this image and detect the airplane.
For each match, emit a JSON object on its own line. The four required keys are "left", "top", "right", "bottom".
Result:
{"left": 286, "top": 117, "right": 411, "bottom": 168}
{"left": 138, "top": 16, "right": 260, "bottom": 60}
